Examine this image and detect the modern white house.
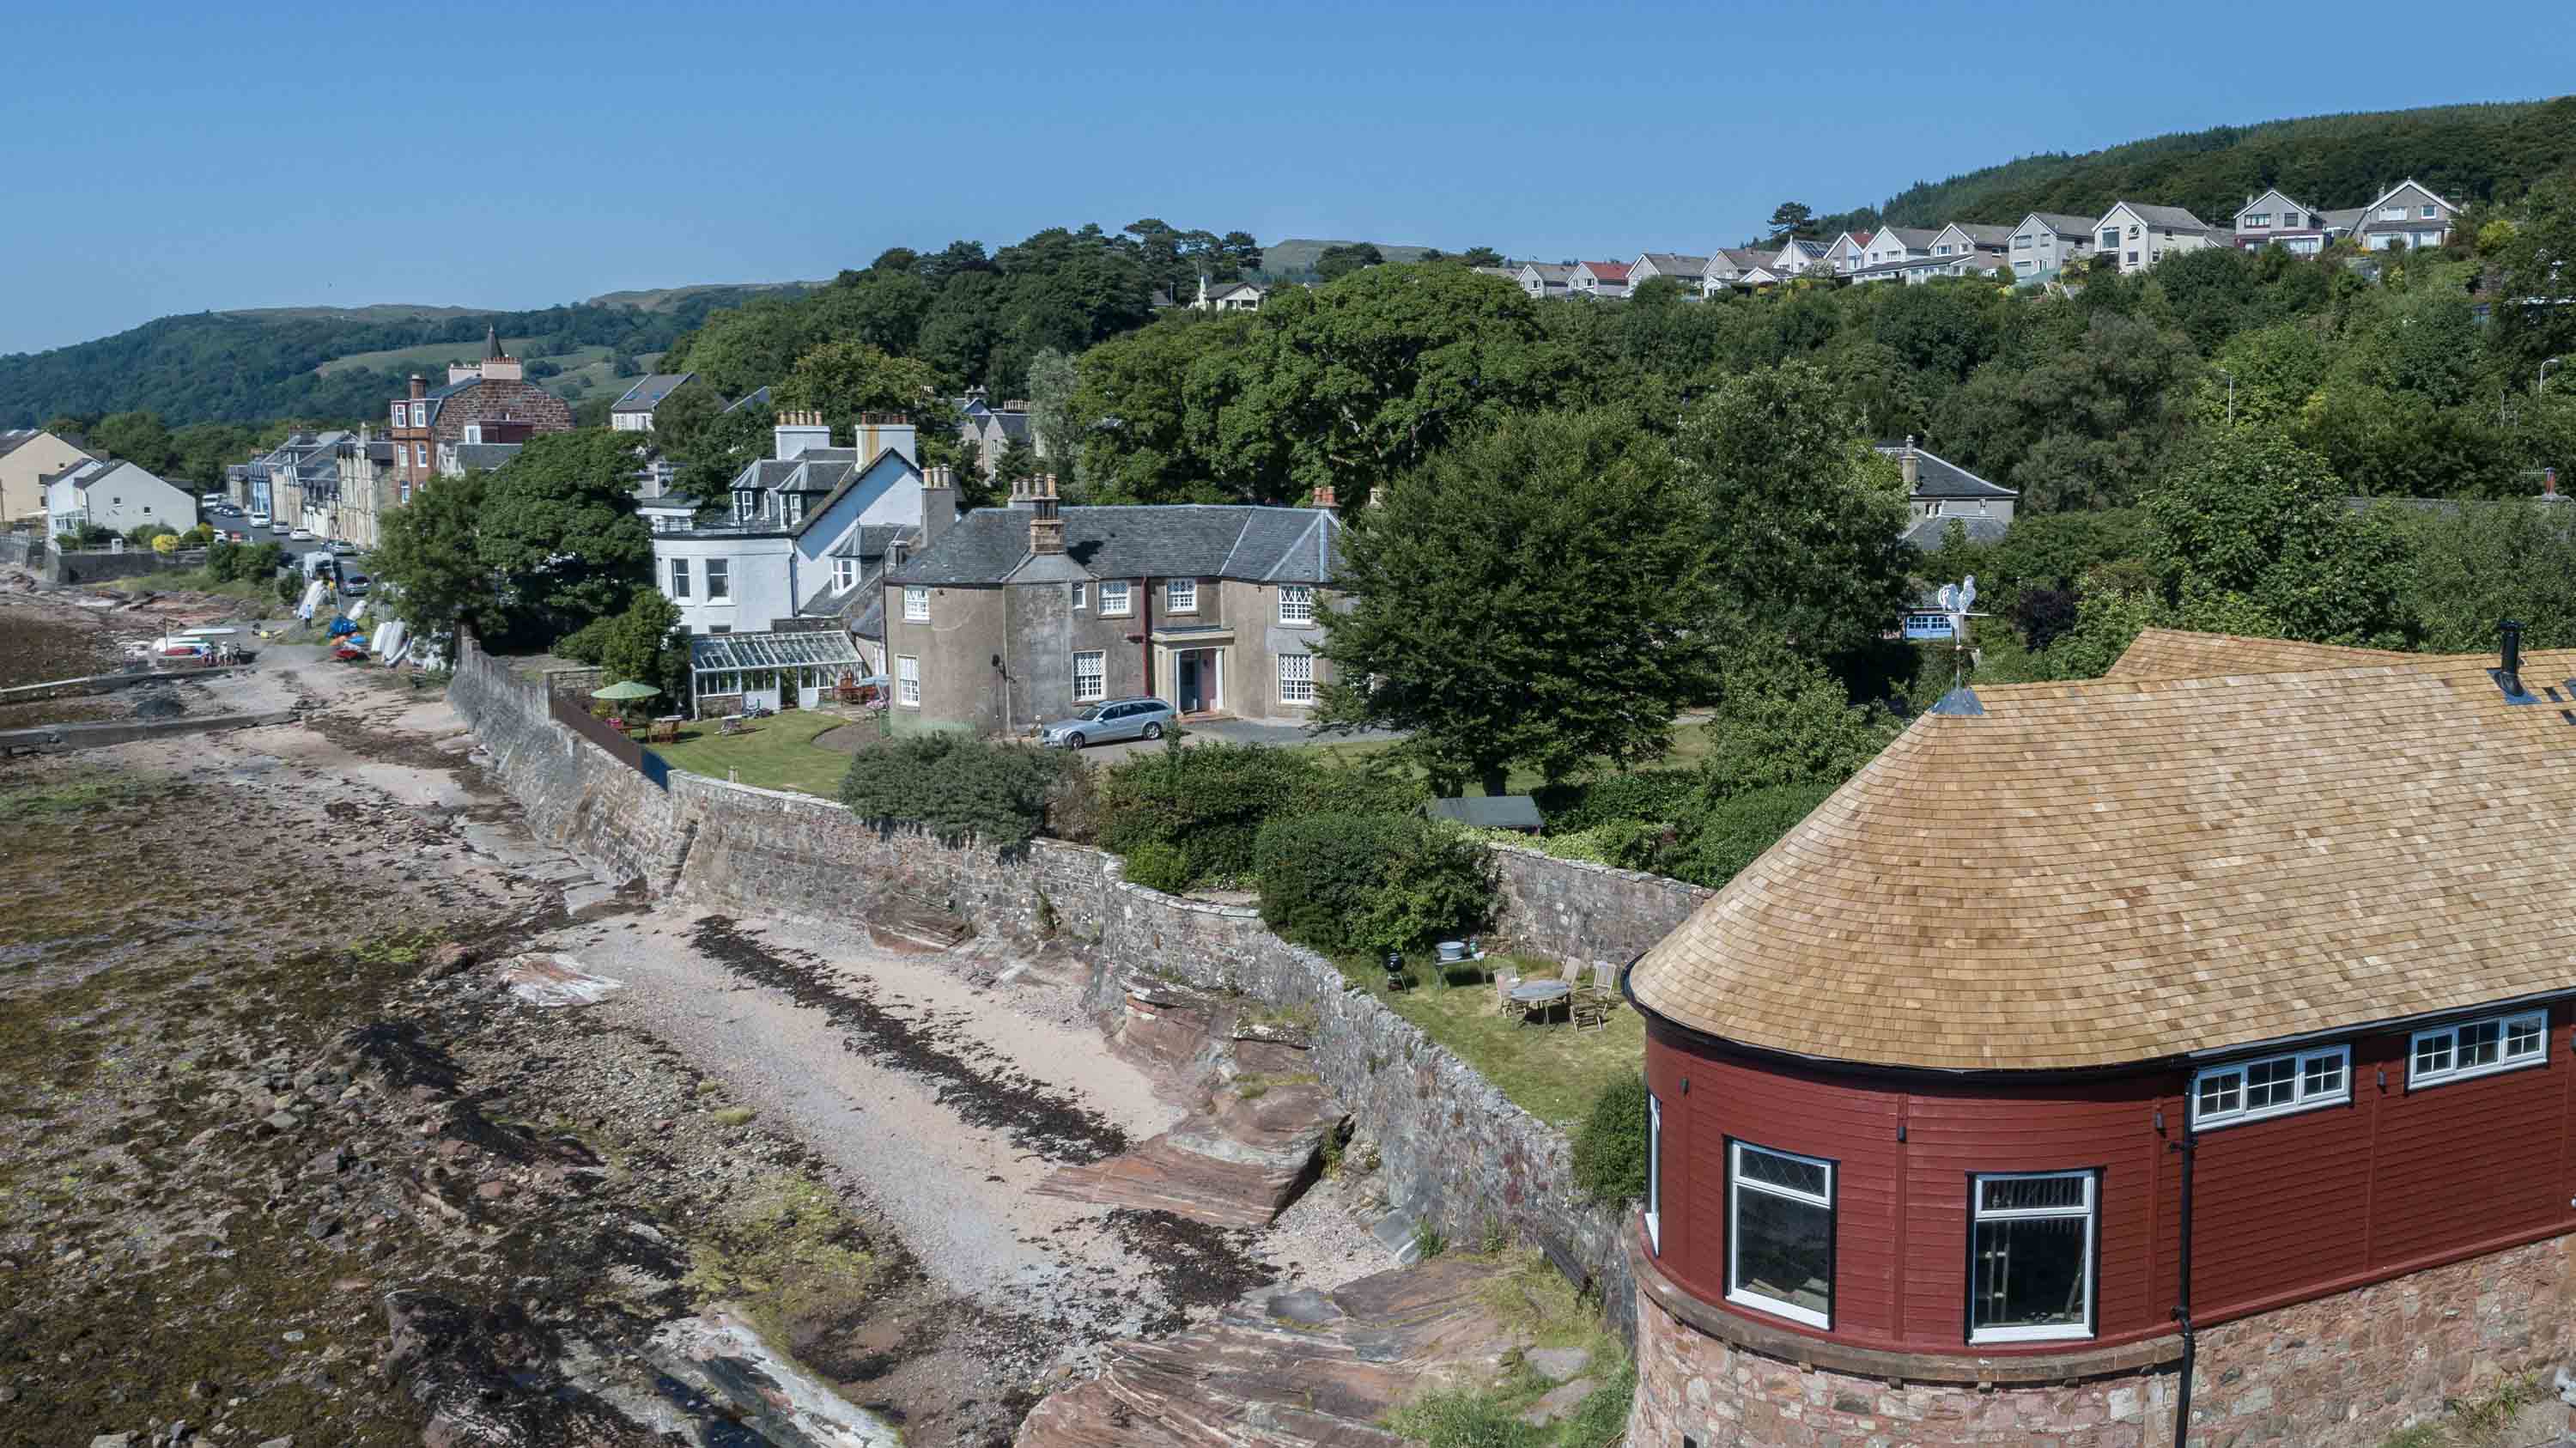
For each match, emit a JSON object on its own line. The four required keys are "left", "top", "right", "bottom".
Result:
{"left": 1861, "top": 227, "right": 1938, "bottom": 270}
{"left": 2354, "top": 179, "right": 2461, "bottom": 251}
{"left": 1770, "top": 237, "right": 1829, "bottom": 277}
{"left": 1698, "top": 249, "right": 1776, "bottom": 293}
{"left": 2091, "top": 201, "right": 2223, "bottom": 273}
{"left": 1570, "top": 260, "right": 1632, "bottom": 297}
{"left": 1819, "top": 231, "right": 1874, "bottom": 277}
{"left": 2008, "top": 212, "right": 2098, "bottom": 278}
{"left": 1931, "top": 222, "right": 2013, "bottom": 262}
{"left": 44, "top": 459, "right": 197, "bottom": 538}
{"left": 1516, "top": 262, "right": 1575, "bottom": 300}
{"left": 645, "top": 411, "right": 953, "bottom": 686}
{"left": 1630, "top": 252, "right": 1712, "bottom": 295}
{"left": 1193, "top": 277, "right": 1269, "bottom": 311}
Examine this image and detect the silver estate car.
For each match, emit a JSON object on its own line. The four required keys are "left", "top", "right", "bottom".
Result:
{"left": 1040, "top": 697, "right": 1176, "bottom": 748}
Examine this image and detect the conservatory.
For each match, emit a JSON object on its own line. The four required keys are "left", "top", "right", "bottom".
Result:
{"left": 688, "top": 629, "right": 867, "bottom": 714}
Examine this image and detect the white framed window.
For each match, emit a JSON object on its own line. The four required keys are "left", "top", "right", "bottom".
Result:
{"left": 1278, "top": 585, "right": 1315, "bottom": 624}
{"left": 1644, "top": 1092, "right": 1662, "bottom": 1255}
{"left": 391, "top": 404, "right": 404, "bottom": 426}
{"left": 2421, "top": 204, "right": 2438, "bottom": 219}
{"left": 903, "top": 586, "right": 929, "bottom": 621}
{"left": 1100, "top": 580, "right": 1132, "bottom": 616}
{"left": 832, "top": 557, "right": 855, "bottom": 590}
{"left": 1072, "top": 649, "right": 1105, "bottom": 703}
{"left": 1970, "top": 1171, "right": 2096, "bottom": 1343}
{"left": 1166, "top": 578, "right": 1197, "bottom": 612}
{"left": 2191, "top": 1044, "right": 2348, "bottom": 1128}
{"left": 2384, "top": 205, "right": 2407, "bottom": 220}
{"left": 414, "top": 442, "right": 428, "bottom": 467}
{"left": 1072, "top": 581, "right": 1088, "bottom": 610}
{"left": 669, "top": 558, "right": 691, "bottom": 599}
{"left": 705, "top": 557, "right": 729, "bottom": 600}
{"left": 1726, "top": 1141, "right": 1833, "bottom": 1329}
{"left": 2245, "top": 213, "right": 2270, "bottom": 228}
{"left": 896, "top": 654, "right": 920, "bottom": 707}
{"left": 2410, "top": 1009, "right": 2548, "bottom": 1089}
{"left": 1277, "top": 653, "right": 1315, "bottom": 703}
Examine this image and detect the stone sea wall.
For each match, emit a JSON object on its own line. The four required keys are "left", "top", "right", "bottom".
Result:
{"left": 450, "top": 635, "right": 1647, "bottom": 1329}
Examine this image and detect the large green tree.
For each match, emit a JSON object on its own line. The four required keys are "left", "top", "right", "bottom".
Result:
{"left": 1315, "top": 408, "right": 1725, "bottom": 795}
{"left": 1674, "top": 362, "right": 1914, "bottom": 657}
{"left": 2142, "top": 423, "right": 2415, "bottom": 647}
{"left": 775, "top": 341, "right": 945, "bottom": 441}
{"left": 372, "top": 469, "right": 495, "bottom": 648}
{"left": 474, "top": 431, "right": 655, "bottom": 631}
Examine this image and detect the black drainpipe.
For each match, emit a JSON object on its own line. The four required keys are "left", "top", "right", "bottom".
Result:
{"left": 2169, "top": 1109, "right": 2198, "bottom": 1448}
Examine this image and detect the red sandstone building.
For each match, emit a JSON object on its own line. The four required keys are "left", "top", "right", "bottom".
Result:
{"left": 386, "top": 328, "right": 573, "bottom": 490}
{"left": 1624, "top": 630, "right": 2576, "bottom": 1447}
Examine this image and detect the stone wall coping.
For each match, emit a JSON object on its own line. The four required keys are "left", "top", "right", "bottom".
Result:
{"left": 1630, "top": 1232, "right": 2181, "bottom": 1387}
{"left": 1488, "top": 840, "right": 1718, "bottom": 895}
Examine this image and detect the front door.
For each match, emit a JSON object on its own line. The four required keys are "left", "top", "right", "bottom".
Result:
{"left": 1177, "top": 654, "right": 1203, "bottom": 713}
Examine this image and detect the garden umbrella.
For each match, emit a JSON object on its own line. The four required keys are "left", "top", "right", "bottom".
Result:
{"left": 591, "top": 681, "right": 660, "bottom": 701}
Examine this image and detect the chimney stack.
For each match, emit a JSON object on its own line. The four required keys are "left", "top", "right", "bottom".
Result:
{"left": 774, "top": 409, "right": 830, "bottom": 460}
{"left": 409, "top": 374, "right": 427, "bottom": 403}
{"left": 1901, "top": 435, "right": 1920, "bottom": 490}
{"left": 920, "top": 464, "right": 957, "bottom": 545}
{"left": 1030, "top": 473, "right": 1065, "bottom": 556}
{"left": 856, "top": 411, "right": 918, "bottom": 465}
{"left": 1313, "top": 485, "right": 1338, "bottom": 518}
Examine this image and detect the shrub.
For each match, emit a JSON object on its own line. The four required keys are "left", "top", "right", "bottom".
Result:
{"left": 204, "top": 538, "right": 240, "bottom": 581}
{"left": 839, "top": 733, "right": 1079, "bottom": 848}
{"left": 1100, "top": 743, "right": 1323, "bottom": 886}
{"left": 1571, "top": 1070, "right": 1649, "bottom": 1205}
{"left": 1255, "top": 812, "right": 1494, "bottom": 958}
{"left": 1665, "top": 779, "right": 1840, "bottom": 888}
{"left": 1121, "top": 840, "right": 1193, "bottom": 894}
{"left": 1537, "top": 769, "right": 1699, "bottom": 831}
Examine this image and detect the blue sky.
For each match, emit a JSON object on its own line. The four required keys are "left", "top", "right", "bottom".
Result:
{"left": 3, "top": 0, "right": 2568, "bottom": 355}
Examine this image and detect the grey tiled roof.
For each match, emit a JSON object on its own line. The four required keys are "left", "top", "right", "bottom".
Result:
{"left": 1874, "top": 443, "right": 2018, "bottom": 499}
{"left": 1903, "top": 514, "right": 2011, "bottom": 549}
{"left": 611, "top": 373, "right": 696, "bottom": 412}
{"left": 2021, "top": 212, "right": 2096, "bottom": 236}
{"left": 720, "top": 386, "right": 772, "bottom": 416}
{"left": 2321, "top": 207, "right": 2366, "bottom": 229}
{"left": 1941, "top": 222, "right": 2014, "bottom": 247}
{"left": 829, "top": 523, "right": 916, "bottom": 561}
{"left": 888, "top": 504, "right": 1343, "bottom": 587}
{"left": 452, "top": 442, "right": 522, "bottom": 471}
{"left": 2114, "top": 202, "right": 2218, "bottom": 234}
{"left": 1637, "top": 252, "right": 1712, "bottom": 273}
{"left": 1873, "top": 227, "right": 1940, "bottom": 248}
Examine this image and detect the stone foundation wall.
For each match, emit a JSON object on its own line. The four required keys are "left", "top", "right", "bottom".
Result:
{"left": 44, "top": 545, "right": 211, "bottom": 586}
{"left": 1629, "top": 1232, "right": 2576, "bottom": 1447}
{"left": 1487, "top": 844, "right": 1710, "bottom": 971}
{"left": 447, "top": 634, "right": 1642, "bottom": 1332}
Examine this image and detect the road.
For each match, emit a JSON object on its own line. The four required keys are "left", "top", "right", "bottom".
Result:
{"left": 1083, "top": 715, "right": 1404, "bottom": 766}
{"left": 199, "top": 496, "right": 375, "bottom": 596}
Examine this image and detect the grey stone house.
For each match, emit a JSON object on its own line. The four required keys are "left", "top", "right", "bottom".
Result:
{"left": 1875, "top": 437, "right": 2018, "bottom": 549}
{"left": 879, "top": 478, "right": 1345, "bottom": 736}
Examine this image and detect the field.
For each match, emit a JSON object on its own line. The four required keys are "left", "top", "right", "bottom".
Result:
{"left": 315, "top": 335, "right": 561, "bottom": 376}
{"left": 647, "top": 710, "right": 854, "bottom": 796}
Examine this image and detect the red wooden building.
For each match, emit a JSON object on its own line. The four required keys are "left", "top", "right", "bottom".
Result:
{"left": 1623, "top": 631, "right": 2576, "bottom": 1448}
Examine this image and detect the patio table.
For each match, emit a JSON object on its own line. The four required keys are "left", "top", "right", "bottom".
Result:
{"left": 1510, "top": 978, "right": 1571, "bottom": 1026}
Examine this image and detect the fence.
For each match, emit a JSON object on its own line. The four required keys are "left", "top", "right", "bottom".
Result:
{"left": 547, "top": 690, "right": 667, "bottom": 789}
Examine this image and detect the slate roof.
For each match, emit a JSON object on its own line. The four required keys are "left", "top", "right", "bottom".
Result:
{"left": 2321, "top": 207, "right": 2366, "bottom": 231}
{"left": 888, "top": 504, "right": 1343, "bottom": 588}
{"left": 1637, "top": 252, "right": 1712, "bottom": 274}
{"left": 610, "top": 373, "right": 696, "bottom": 414}
{"left": 451, "top": 443, "right": 522, "bottom": 472}
{"left": 1876, "top": 443, "right": 2017, "bottom": 500}
{"left": 1630, "top": 631, "right": 2576, "bottom": 1070}
{"left": 1940, "top": 222, "right": 2014, "bottom": 248}
{"left": 1522, "top": 263, "right": 1576, "bottom": 283}
{"left": 720, "top": 386, "right": 773, "bottom": 416}
{"left": 2111, "top": 201, "right": 2220, "bottom": 235}
{"left": 1901, "top": 514, "right": 2009, "bottom": 550}
{"left": 2020, "top": 212, "right": 2096, "bottom": 237}
{"left": 1776, "top": 239, "right": 1828, "bottom": 259}
{"left": 1872, "top": 227, "right": 1940, "bottom": 250}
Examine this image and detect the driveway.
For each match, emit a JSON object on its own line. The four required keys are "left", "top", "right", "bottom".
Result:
{"left": 1082, "top": 716, "right": 1403, "bottom": 766}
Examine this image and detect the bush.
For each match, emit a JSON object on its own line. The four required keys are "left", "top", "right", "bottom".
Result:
{"left": 1121, "top": 840, "right": 1193, "bottom": 894}
{"left": 204, "top": 538, "right": 240, "bottom": 581}
{"left": 1535, "top": 768, "right": 1699, "bottom": 831}
{"left": 1571, "top": 1070, "right": 1649, "bottom": 1205}
{"left": 1254, "top": 812, "right": 1494, "bottom": 958}
{"left": 838, "top": 733, "right": 1079, "bottom": 848}
{"left": 1100, "top": 743, "right": 1323, "bottom": 887}
{"left": 1664, "top": 779, "right": 1839, "bottom": 888}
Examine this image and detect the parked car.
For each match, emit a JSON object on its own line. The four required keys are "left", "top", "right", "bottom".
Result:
{"left": 1039, "top": 697, "right": 1176, "bottom": 749}
{"left": 330, "top": 539, "right": 358, "bottom": 556}
{"left": 288, "top": 528, "right": 313, "bottom": 541}
{"left": 247, "top": 511, "right": 271, "bottom": 529}
{"left": 341, "top": 573, "right": 371, "bottom": 595}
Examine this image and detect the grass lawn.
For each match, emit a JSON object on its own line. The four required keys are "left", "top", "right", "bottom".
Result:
{"left": 1340, "top": 953, "right": 1643, "bottom": 1127}
{"left": 647, "top": 711, "right": 851, "bottom": 796}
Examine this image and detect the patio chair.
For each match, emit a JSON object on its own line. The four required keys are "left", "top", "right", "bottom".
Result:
{"left": 1571, "top": 989, "right": 1614, "bottom": 1032}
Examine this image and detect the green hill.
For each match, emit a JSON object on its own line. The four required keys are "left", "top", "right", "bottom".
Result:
{"left": 1801, "top": 97, "right": 2576, "bottom": 239}
{"left": 586, "top": 281, "right": 822, "bottom": 313}
{"left": 0, "top": 283, "right": 809, "bottom": 428}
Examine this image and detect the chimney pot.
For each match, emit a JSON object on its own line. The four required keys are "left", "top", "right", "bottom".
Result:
{"left": 1899, "top": 435, "right": 1920, "bottom": 489}
{"left": 2502, "top": 618, "right": 2525, "bottom": 681}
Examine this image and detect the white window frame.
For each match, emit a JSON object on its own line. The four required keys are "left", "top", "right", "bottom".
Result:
{"left": 1644, "top": 1092, "right": 1662, "bottom": 1255}
{"left": 1968, "top": 1171, "right": 2097, "bottom": 1345}
{"left": 1100, "top": 580, "right": 1133, "bottom": 617}
{"left": 895, "top": 655, "right": 920, "bottom": 707}
{"left": 2421, "top": 204, "right": 2439, "bottom": 219}
{"left": 669, "top": 557, "right": 691, "bottom": 599}
{"left": 1725, "top": 1140, "right": 1834, "bottom": 1329}
{"left": 1277, "top": 652, "right": 1315, "bottom": 703}
{"left": 903, "top": 586, "right": 929, "bottom": 622}
{"left": 2383, "top": 205, "right": 2407, "bottom": 220}
{"left": 704, "top": 557, "right": 729, "bottom": 600}
{"left": 1072, "top": 649, "right": 1106, "bottom": 703}
{"left": 2190, "top": 1043, "right": 2349, "bottom": 1129}
{"left": 2245, "top": 213, "right": 2270, "bottom": 228}
{"left": 2409, "top": 1009, "right": 2548, "bottom": 1089}
{"left": 2282, "top": 210, "right": 2302, "bottom": 228}
{"left": 1072, "top": 581, "right": 1088, "bottom": 610}
{"left": 832, "top": 557, "right": 856, "bottom": 591}
{"left": 1278, "top": 584, "right": 1315, "bottom": 624}
{"left": 1166, "top": 578, "right": 1197, "bottom": 613}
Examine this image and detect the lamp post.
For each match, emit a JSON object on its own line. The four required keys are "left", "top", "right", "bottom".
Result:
{"left": 2214, "top": 368, "right": 2236, "bottom": 424}
{"left": 2543, "top": 357, "right": 2564, "bottom": 395}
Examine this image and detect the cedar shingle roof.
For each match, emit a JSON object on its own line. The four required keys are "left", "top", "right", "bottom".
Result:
{"left": 1630, "top": 632, "right": 2576, "bottom": 1071}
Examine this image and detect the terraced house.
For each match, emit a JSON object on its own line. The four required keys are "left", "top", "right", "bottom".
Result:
{"left": 879, "top": 478, "right": 1345, "bottom": 735}
{"left": 1625, "top": 628, "right": 2576, "bottom": 1448}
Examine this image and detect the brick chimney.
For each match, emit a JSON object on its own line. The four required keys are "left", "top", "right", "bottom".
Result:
{"left": 920, "top": 464, "right": 957, "bottom": 545}
{"left": 1901, "top": 435, "right": 1921, "bottom": 490}
{"left": 1313, "top": 485, "right": 1338, "bottom": 518}
{"left": 408, "top": 374, "right": 427, "bottom": 403}
{"left": 1030, "top": 474, "right": 1065, "bottom": 556}
{"left": 775, "top": 410, "right": 829, "bottom": 460}
{"left": 856, "top": 411, "right": 917, "bottom": 465}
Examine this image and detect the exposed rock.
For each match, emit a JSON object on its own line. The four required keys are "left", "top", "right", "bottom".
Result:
{"left": 261, "top": 1110, "right": 298, "bottom": 1134}
{"left": 419, "top": 942, "right": 477, "bottom": 981}
{"left": 1517, "top": 1376, "right": 1596, "bottom": 1427}
{"left": 88, "top": 1434, "right": 136, "bottom": 1448}
{"left": 1523, "top": 1345, "right": 1593, "bottom": 1384}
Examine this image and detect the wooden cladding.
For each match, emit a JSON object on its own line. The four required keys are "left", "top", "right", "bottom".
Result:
{"left": 1643, "top": 1001, "right": 2576, "bottom": 1356}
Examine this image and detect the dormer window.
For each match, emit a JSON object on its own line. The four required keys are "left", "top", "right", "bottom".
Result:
{"left": 734, "top": 491, "right": 756, "bottom": 521}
